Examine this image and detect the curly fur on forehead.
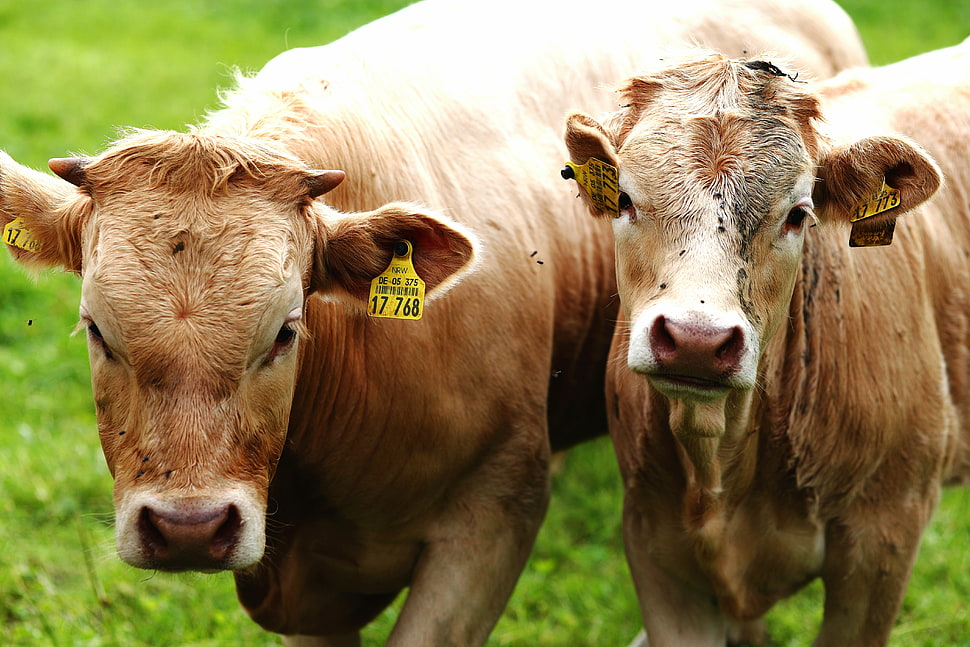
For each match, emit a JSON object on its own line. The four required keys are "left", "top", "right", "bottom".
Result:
{"left": 76, "top": 130, "right": 317, "bottom": 389}
{"left": 605, "top": 52, "right": 823, "bottom": 161}
{"left": 83, "top": 129, "right": 315, "bottom": 201}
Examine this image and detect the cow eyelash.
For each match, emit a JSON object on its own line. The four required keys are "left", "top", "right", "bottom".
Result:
{"left": 784, "top": 198, "right": 815, "bottom": 233}
{"left": 263, "top": 317, "right": 305, "bottom": 366}
{"left": 786, "top": 206, "right": 810, "bottom": 229}
{"left": 83, "top": 320, "right": 115, "bottom": 361}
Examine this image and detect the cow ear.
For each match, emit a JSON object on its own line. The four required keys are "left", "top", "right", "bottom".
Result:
{"left": 310, "top": 202, "right": 478, "bottom": 305}
{"left": 563, "top": 112, "right": 621, "bottom": 218}
{"left": 1, "top": 152, "right": 88, "bottom": 272}
{"left": 814, "top": 135, "right": 942, "bottom": 235}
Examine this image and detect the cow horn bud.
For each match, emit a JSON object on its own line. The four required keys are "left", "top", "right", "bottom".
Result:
{"left": 306, "top": 170, "right": 346, "bottom": 199}
{"left": 49, "top": 157, "right": 92, "bottom": 186}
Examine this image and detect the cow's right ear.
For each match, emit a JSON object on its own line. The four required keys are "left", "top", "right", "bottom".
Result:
{"left": 813, "top": 135, "right": 942, "bottom": 243}
{"left": 309, "top": 202, "right": 478, "bottom": 307}
{"left": 563, "top": 112, "right": 621, "bottom": 218}
{"left": 1, "top": 152, "right": 88, "bottom": 273}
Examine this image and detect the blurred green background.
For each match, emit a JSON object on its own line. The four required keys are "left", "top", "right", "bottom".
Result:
{"left": 1, "top": 1, "right": 968, "bottom": 645}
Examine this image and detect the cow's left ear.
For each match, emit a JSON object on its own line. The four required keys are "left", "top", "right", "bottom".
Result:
{"left": 563, "top": 112, "right": 621, "bottom": 218}
{"left": 814, "top": 134, "right": 942, "bottom": 228}
{"left": 310, "top": 202, "right": 478, "bottom": 304}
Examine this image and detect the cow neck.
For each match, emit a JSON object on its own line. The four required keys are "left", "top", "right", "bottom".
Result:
{"left": 664, "top": 388, "right": 758, "bottom": 523}
{"left": 287, "top": 298, "right": 376, "bottom": 452}
{"left": 762, "top": 227, "right": 842, "bottom": 496}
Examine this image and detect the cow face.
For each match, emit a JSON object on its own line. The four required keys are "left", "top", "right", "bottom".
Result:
{"left": 0, "top": 132, "right": 475, "bottom": 572}
{"left": 565, "top": 55, "right": 940, "bottom": 423}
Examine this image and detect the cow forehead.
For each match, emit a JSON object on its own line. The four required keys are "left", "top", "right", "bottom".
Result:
{"left": 611, "top": 55, "right": 822, "bottom": 223}
{"left": 79, "top": 131, "right": 313, "bottom": 304}
{"left": 621, "top": 112, "right": 811, "bottom": 229}
{"left": 89, "top": 216, "right": 298, "bottom": 304}
{"left": 81, "top": 194, "right": 307, "bottom": 373}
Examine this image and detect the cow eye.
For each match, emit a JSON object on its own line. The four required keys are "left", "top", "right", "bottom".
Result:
{"left": 275, "top": 325, "right": 296, "bottom": 346}
{"left": 263, "top": 323, "right": 299, "bottom": 366}
{"left": 87, "top": 322, "right": 115, "bottom": 360}
{"left": 618, "top": 192, "right": 635, "bottom": 220}
{"left": 785, "top": 206, "right": 810, "bottom": 231}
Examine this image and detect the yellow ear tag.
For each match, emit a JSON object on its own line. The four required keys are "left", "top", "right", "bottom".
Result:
{"left": 3, "top": 217, "right": 41, "bottom": 252}
{"left": 849, "top": 180, "right": 900, "bottom": 247}
{"left": 562, "top": 158, "right": 620, "bottom": 217}
{"left": 851, "top": 180, "right": 900, "bottom": 222}
{"left": 368, "top": 240, "right": 425, "bottom": 320}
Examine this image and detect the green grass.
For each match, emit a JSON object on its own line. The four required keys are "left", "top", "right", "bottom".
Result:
{"left": 1, "top": 1, "right": 968, "bottom": 645}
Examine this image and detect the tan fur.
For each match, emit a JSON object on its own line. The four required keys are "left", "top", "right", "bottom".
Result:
{"left": 565, "top": 43, "right": 970, "bottom": 646}
{"left": 1, "top": 0, "right": 866, "bottom": 644}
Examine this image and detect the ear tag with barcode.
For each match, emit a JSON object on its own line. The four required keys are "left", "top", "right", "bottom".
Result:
{"left": 368, "top": 240, "right": 425, "bottom": 320}
{"left": 562, "top": 158, "right": 620, "bottom": 217}
{"left": 3, "top": 217, "right": 41, "bottom": 252}
{"left": 849, "top": 180, "right": 900, "bottom": 247}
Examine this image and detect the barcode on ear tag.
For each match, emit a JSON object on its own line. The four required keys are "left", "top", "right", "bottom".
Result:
{"left": 368, "top": 240, "right": 426, "bottom": 320}
{"left": 563, "top": 158, "right": 620, "bottom": 217}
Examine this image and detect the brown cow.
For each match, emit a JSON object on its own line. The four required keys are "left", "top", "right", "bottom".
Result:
{"left": 0, "top": 1, "right": 865, "bottom": 645}
{"left": 564, "top": 41, "right": 970, "bottom": 647}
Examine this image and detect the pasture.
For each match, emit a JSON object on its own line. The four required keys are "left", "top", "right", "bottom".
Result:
{"left": 1, "top": 1, "right": 968, "bottom": 645}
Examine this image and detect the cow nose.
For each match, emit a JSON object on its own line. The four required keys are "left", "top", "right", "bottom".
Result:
{"left": 649, "top": 315, "right": 745, "bottom": 379}
{"left": 137, "top": 499, "right": 241, "bottom": 570}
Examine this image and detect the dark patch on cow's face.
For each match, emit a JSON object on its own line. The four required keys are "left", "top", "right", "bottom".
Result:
{"left": 173, "top": 241, "right": 185, "bottom": 254}
{"left": 736, "top": 267, "right": 757, "bottom": 323}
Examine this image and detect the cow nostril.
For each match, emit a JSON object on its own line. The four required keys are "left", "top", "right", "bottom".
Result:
{"left": 138, "top": 507, "right": 169, "bottom": 556}
{"left": 210, "top": 505, "right": 241, "bottom": 559}
{"left": 715, "top": 326, "right": 745, "bottom": 368}
{"left": 650, "top": 315, "right": 677, "bottom": 357}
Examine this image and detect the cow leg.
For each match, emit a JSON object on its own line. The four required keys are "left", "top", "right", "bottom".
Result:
{"left": 815, "top": 487, "right": 939, "bottom": 647}
{"left": 384, "top": 445, "right": 550, "bottom": 646}
{"left": 622, "top": 500, "right": 726, "bottom": 647}
{"left": 282, "top": 633, "right": 360, "bottom": 647}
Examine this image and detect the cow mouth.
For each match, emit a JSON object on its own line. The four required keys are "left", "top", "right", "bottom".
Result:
{"left": 647, "top": 373, "right": 733, "bottom": 400}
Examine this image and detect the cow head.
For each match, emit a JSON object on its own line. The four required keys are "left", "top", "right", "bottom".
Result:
{"left": 0, "top": 131, "right": 476, "bottom": 572}
{"left": 564, "top": 54, "right": 940, "bottom": 440}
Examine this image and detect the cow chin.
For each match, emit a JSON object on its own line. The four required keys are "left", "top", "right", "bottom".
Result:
{"left": 645, "top": 374, "right": 735, "bottom": 402}
{"left": 114, "top": 485, "right": 266, "bottom": 572}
